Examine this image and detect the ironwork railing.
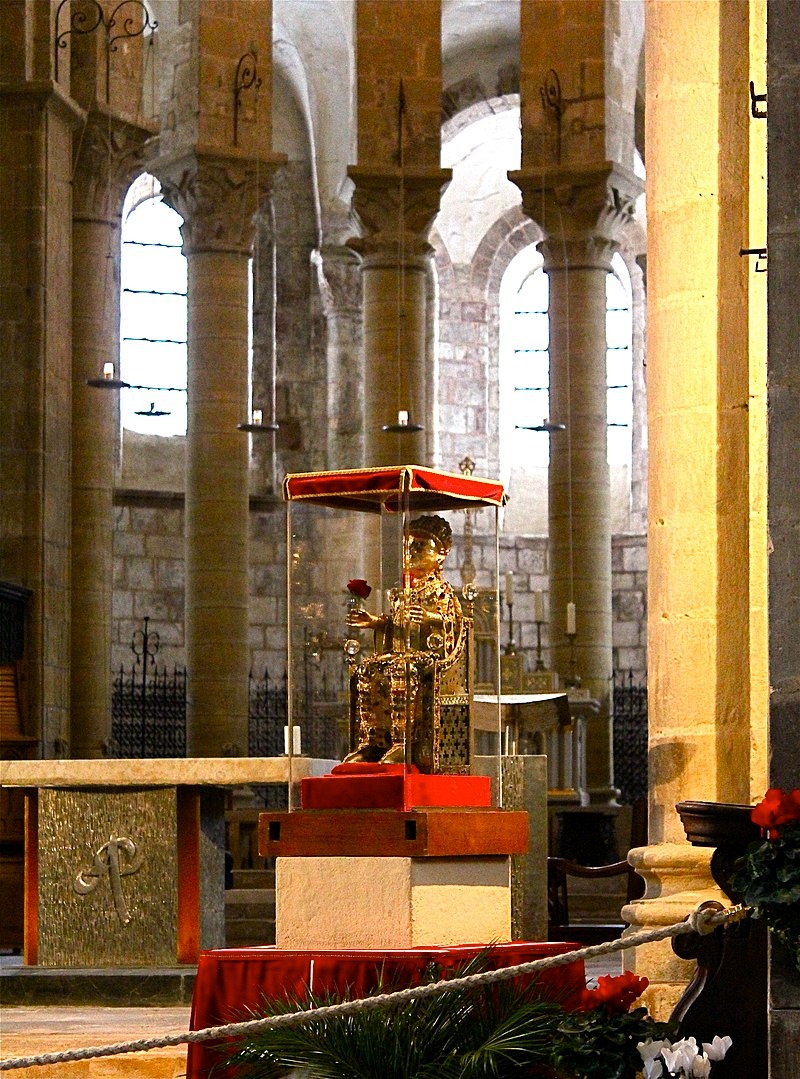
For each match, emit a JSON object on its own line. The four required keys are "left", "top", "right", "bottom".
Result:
{"left": 248, "top": 668, "right": 288, "bottom": 757}
{"left": 111, "top": 617, "right": 186, "bottom": 757}
{"left": 111, "top": 665, "right": 187, "bottom": 757}
{"left": 110, "top": 619, "right": 345, "bottom": 762}
{"left": 612, "top": 668, "right": 648, "bottom": 806}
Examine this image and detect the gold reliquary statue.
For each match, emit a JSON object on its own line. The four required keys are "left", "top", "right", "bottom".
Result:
{"left": 282, "top": 466, "right": 507, "bottom": 775}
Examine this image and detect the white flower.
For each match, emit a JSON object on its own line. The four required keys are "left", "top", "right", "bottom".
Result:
{"left": 638, "top": 1039, "right": 669, "bottom": 1063}
{"left": 643, "top": 1059, "right": 665, "bottom": 1079}
{"left": 661, "top": 1038, "right": 700, "bottom": 1075}
{"left": 691, "top": 1053, "right": 712, "bottom": 1078}
{"left": 702, "top": 1035, "right": 732, "bottom": 1061}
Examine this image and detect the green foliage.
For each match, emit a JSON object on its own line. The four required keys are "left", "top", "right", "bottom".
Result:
{"left": 551, "top": 1006, "right": 675, "bottom": 1079}
{"left": 730, "top": 819, "right": 800, "bottom": 967}
{"left": 219, "top": 955, "right": 675, "bottom": 1079}
{"left": 223, "top": 968, "right": 563, "bottom": 1078}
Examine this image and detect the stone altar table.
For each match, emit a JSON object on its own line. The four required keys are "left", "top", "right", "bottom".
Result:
{"left": 0, "top": 757, "right": 336, "bottom": 968}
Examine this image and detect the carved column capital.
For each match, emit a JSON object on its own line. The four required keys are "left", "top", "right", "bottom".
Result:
{"left": 510, "top": 161, "right": 642, "bottom": 271}
{"left": 314, "top": 244, "right": 362, "bottom": 318}
{"left": 72, "top": 108, "right": 154, "bottom": 224}
{"left": 152, "top": 150, "right": 286, "bottom": 256}
{"left": 346, "top": 166, "right": 452, "bottom": 268}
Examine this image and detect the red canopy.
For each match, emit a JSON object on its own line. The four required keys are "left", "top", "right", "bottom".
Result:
{"left": 283, "top": 465, "right": 506, "bottom": 513}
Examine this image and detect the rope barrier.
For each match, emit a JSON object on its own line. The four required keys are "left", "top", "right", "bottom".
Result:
{"left": 0, "top": 902, "right": 749, "bottom": 1072}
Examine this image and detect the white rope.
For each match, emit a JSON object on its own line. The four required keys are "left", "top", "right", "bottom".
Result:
{"left": 0, "top": 903, "right": 749, "bottom": 1072}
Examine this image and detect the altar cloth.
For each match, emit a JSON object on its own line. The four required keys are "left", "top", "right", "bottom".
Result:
{"left": 187, "top": 941, "right": 586, "bottom": 1078}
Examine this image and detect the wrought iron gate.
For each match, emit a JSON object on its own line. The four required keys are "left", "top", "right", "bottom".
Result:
{"left": 612, "top": 668, "right": 648, "bottom": 806}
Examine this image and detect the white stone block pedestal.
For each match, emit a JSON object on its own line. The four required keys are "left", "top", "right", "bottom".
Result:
{"left": 276, "top": 855, "right": 511, "bottom": 950}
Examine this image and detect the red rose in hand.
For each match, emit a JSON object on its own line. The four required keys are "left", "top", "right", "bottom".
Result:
{"left": 752, "top": 788, "right": 800, "bottom": 837}
{"left": 347, "top": 579, "right": 372, "bottom": 599}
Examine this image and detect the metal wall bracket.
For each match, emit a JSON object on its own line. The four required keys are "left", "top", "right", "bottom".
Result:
{"left": 749, "top": 81, "right": 767, "bottom": 119}
{"left": 233, "top": 51, "right": 261, "bottom": 147}
{"left": 54, "top": 0, "right": 157, "bottom": 104}
{"left": 740, "top": 247, "right": 767, "bottom": 273}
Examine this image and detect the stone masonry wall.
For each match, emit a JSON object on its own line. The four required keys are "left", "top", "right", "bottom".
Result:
{"left": 112, "top": 498, "right": 185, "bottom": 673}
{"left": 112, "top": 499, "right": 647, "bottom": 687}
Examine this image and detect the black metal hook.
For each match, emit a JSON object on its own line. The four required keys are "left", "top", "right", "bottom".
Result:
{"left": 749, "top": 81, "right": 767, "bottom": 119}
{"left": 740, "top": 246, "right": 767, "bottom": 273}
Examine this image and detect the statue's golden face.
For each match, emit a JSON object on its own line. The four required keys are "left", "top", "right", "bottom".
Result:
{"left": 407, "top": 534, "right": 447, "bottom": 575}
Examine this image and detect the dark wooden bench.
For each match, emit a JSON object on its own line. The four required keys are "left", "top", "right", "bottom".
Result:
{"left": 547, "top": 855, "right": 645, "bottom": 944}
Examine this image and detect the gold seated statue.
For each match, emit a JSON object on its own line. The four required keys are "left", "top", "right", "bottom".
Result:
{"left": 343, "top": 515, "right": 473, "bottom": 773}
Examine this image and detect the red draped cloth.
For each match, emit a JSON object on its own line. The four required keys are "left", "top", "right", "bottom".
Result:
{"left": 187, "top": 941, "right": 586, "bottom": 1078}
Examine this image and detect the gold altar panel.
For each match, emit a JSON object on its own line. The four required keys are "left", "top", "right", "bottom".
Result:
{"left": 38, "top": 788, "right": 178, "bottom": 967}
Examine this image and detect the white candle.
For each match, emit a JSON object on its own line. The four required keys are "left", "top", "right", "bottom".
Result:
{"left": 252, "top": 408, "right": 263, "bottom": 425}
{"left": 566, "top": 601, "right": 576, "bottom": 635}
{"left": 103, "top": 362, "right": 115, "bottom": 380}
{"left": 505, "top": 571, "right": 514, "bottom": 606}
{"left": 284, "top": 725, "right": 301, "bottom": 755}
{"left": 397, "top": 410, "right": 409, "bottom": 426}
{"left": 534, "top": 590, "right": 545, "bottom": 622}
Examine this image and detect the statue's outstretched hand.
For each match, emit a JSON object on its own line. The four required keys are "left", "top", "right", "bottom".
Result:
{"left": 346, "top": 608, "right": 379, "bottom": 628}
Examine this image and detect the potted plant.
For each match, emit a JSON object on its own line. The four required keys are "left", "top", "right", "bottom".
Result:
{"left": 730, "top": 787, "right": 800, "bottom": 970}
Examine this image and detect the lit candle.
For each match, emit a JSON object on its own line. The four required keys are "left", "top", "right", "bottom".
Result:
{"left": 252, "top": 408, "right": 263, "bottom": 426}
{"left": 505, "top": 571, "right": 514, "bottom": 606}
{"left": 397, "top": 410, "right": 409, "bottom": 426}
{"left": 534, "top": 590, "right": 545, "bottom": 622}
{"left": 103, "top": 362, "right": 115, "bottom": 380}
{"left": 566, "top": 601, "right": 576, "bottom": 635}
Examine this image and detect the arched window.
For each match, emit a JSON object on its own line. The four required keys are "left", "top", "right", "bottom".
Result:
{"left": 119, "top": 175, "right": 187, "bottom": 436}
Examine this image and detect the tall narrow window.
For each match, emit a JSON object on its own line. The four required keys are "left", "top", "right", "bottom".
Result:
{"left": 499, "top": 247, "right": 550, "bottom": 482}
{"left": 120, "top": 175, "right": 187, "bottom": 436}
{"left": 509, "top": 267, "right": 550, "bottom": 468}
{"left": 501, "top": 246, "right": 634, "bottom": 485}
{"left": 606, "top": 253, "right": 633, "bottom": 467}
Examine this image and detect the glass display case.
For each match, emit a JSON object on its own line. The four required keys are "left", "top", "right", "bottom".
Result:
{"left": 282, "top": 465, "right": 508, "bottom": 808}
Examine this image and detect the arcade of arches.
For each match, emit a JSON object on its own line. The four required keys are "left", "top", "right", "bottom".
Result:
{"left": 2, "top": 0, "right": 798, "bottom": 1047}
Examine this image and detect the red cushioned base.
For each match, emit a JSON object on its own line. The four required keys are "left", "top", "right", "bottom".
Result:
{"left": 300, "top": 764, "right": 491, "bottom": 810}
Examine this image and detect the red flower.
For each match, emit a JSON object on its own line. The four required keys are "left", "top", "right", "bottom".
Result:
{"left": 751, "top": 788, "right": 800, "bottom": 838}
{"left": 346, "top": 579, "right": 372, "bottom": 599}
{"left": 576, "top": 971, "right": 648, "bottom": 1014}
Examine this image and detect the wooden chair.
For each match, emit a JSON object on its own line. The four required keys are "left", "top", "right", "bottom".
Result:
{"left": 547, "top": 855, "right": 645, "bottom": 944}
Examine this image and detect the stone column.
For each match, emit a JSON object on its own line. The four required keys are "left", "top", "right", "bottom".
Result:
{"left": 157, "top": 152, "right": 280, "bottom": 757}
{"left": 1, "top": 43, "right": 83, "bottom": 754}
{"left": 347, "top": 169, "right": 449, "bottom": 466}
{"left": 70, "top": 113, "right": 148, "bottom": 759}
{"left": 348, "top": 1, "right": 449, "bottom": 468}
{"left": 512, "top": 165, "right": 640, "bottom": 804}
{"left": 315, "top": 243, "right": 364, "bottom": 470}
{"left": 619, "top": 0, "right": 765, "bottom": 1017}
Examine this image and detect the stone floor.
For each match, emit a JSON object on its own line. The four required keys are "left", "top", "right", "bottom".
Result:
{"left": 0, "top": 1006, "right": 190, "bottom": 1078}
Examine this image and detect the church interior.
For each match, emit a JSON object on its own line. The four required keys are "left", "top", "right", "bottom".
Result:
{"left": 1, "top": 0, "right": 798, "bottom": 1075}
